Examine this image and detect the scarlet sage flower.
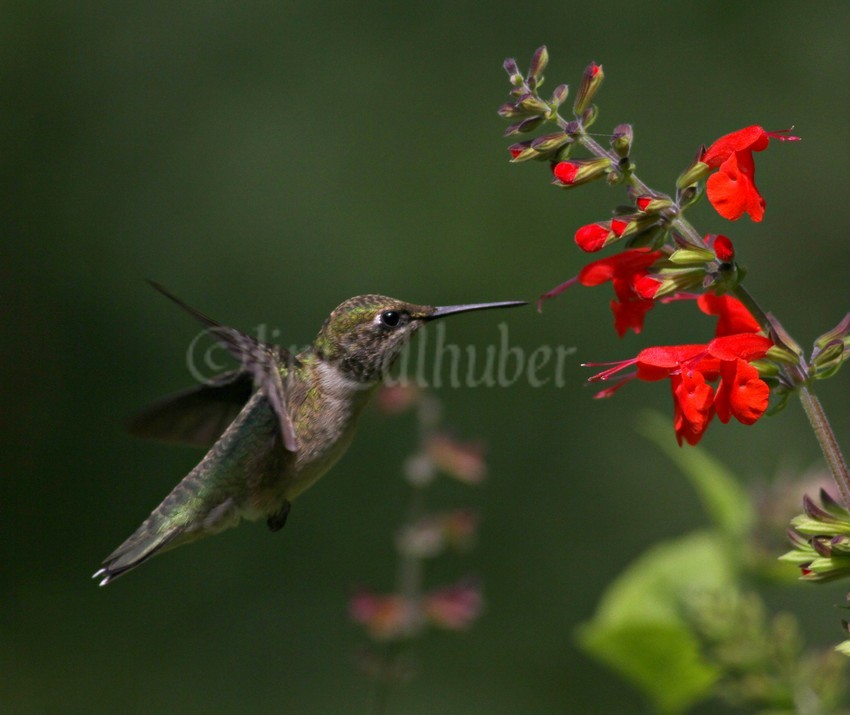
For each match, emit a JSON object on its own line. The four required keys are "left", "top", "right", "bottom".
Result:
{"left": 538, "top": 248, "right": 664, "bottom": 336}
{"left": 588, "top": 333, "right": 773, "bottom": 445}
{"left": 702, "top": 125, "right": 799, "bottom": 222}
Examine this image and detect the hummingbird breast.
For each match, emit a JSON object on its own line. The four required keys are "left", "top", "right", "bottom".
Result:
{"left": 280, "top": 359, "right": 377, "bottom": 501}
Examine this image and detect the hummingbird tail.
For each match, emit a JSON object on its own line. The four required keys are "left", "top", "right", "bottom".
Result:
{"left": 93, "top": 525, "right": 183, "bottom": 586}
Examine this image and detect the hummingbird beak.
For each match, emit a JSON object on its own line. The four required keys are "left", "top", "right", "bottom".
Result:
{"left": 423, "top": 300, "right": 527, "bottom": 320}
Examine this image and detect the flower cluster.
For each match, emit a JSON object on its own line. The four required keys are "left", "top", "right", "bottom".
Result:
{"left": 350, "top": 386, "right": 484, "bottom": 662}
{"left": 589, "top": 327, "right": 773, "bottom": 445}
{"left": 350, "top": 578, "right": 482, "bottom": 642}
{"left": 781, "top": 489, "right": 850, "bottom": 655}
{"left": 781, "top": 490, "right": 850, "bottom": 583}
{"left": 498, "top": 47, "right": 814, "bottom": 446}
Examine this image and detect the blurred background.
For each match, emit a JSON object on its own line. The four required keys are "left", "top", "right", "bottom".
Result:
{"left": 3, "top": 2, "right": 848, "bottom": 712}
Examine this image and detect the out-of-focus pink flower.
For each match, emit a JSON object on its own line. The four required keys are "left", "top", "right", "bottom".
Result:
{"left": 423, "top": 580, "right": 483, "bottom": 631}
{"left": 426, "top": 434, "right": 487, "bottom": 484}
{"left": 349, "top": 590, "right": 417, "bottom": 641}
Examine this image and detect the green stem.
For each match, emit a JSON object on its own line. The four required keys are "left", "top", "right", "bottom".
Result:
{"left": 798, "top": 385, "right": 850, "bottom": 507}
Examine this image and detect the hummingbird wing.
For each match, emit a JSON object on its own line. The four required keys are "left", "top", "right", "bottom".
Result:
{"left": 126, "top": 370, "right": 253, "bottom": 448}
{"left": 146, "top": 281, "right": 300, "bottom": 452}
{"left": 97, "top": 390, "right": 289, "bottom": 585}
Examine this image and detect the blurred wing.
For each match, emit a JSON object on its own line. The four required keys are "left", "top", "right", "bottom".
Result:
{"left": 126, "top": 371, "right": 253, "bottom": 448}
{"left": 146, "top": 281, "right": 300, "bottom": 452}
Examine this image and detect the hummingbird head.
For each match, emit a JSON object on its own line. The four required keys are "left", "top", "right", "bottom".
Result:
{"left": 313, "top": 294, "right": 526, "bottom": 382}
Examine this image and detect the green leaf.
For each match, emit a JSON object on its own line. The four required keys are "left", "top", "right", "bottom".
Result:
{"left": 578, "top": 622, "right": 719, "bottom": 715}
{"left": 637, "top": 410, "right": 754, "bottom": 542}
{"left": 576, "top": 531, "right": 735, "bottom": 713}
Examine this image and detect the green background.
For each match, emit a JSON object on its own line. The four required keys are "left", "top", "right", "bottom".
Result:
{"left": 4, "top": 2, "right": 848, "bottom": 712}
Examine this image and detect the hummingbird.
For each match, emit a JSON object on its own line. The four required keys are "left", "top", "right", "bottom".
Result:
{"left": 94, "top": 282, "right": 525, "bottom": 585}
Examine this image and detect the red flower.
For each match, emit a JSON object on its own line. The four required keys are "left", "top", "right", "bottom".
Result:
{"left": 538, "top": 249, "right": 664, "bottom": 336}
{"left": 671, "top": 370, "right": 715, "bottom": 446}
{"left": 697, "top": 292, "right": 761, "bottom": 337}
{"left": 587, "top": 333, "right": 773, "bottom": 445}
{"left": 574, "top": 222, "right": 613, "bottom": 252}
{"left": 714, "top": 358, "right": 770, "bottom": 425}
{"left": 703, "top": 125, "right": 799, "bottom": 222}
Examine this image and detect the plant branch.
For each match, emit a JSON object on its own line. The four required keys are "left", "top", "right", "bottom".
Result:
{"left": 798, "top": 385, "right": 850, "bottom": 507}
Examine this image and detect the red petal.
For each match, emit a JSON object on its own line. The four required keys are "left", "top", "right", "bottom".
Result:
{"left": 634, "top": 344, "right": 707, "bottom": 381}
{"left": 610, "top": 218, "right": 629, "bottom": 237}
{"left": 671, "top": 372, "right": 715, "bottom": 446}
{"left": 578, "top": 248, "right": 662, "bottom": 286}
{"left": 706, "top": 151, "right": 765, "bottom": 222}
{"left": 611, "top": 297, "right": 654, "bottom": 337}
{"left": 697, "top": 293, "right": 761, "bottom": 337}
{"left": 707, "top": 333, "right": 772, "bottom": 362}
{"left": 633, "top": 275, "right": 662, "bottom": 299}
{"left": 713, "top": 235, "right": 735, "bottom": 263}
{"left": 703, "top": 126, "right": 768, "bottom": 168}
{"left": 714, "top": 359, "right": 770, "bottom": 425}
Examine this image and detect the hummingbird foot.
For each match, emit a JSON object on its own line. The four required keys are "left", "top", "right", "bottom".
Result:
{"left": 266, "top": 501, "right": 292, "bottom": 532}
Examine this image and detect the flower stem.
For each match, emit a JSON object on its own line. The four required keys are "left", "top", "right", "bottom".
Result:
{"left": 798, "top": 385, "right": 850, "bottom": 507}
{"left": 730, "top": 284, "right": 771, "bottom": 332}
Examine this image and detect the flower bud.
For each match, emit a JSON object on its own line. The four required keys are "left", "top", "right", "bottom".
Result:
{"left": 574, "top": 222, "right": 614, "bottom": 252}
{"left": 552, "top": 156, "right": 612, "bottom": 187}
{"left": 810, "top": 339, "right": 848, "bottom": 380}
{"left": 780, "top": 492, "right": 850, "bottom": 581}
{"left": 712, "top": 234, "right": 735, "bottom": 263}
{"left": 668, "top": 247, "right": 716, "bottom": 265}
{"left": 749, "top": 359, "right": 780, "bottom": 378}
{"left": 814, "top": 314, "right": 850, "bottom": 353}
{"left": 608, "top": 213, "right": 659, "bottom": 240}
{"left": 676, "top": 148, "right": 710, "bottom": 190}
{"left": 765, "top": 314, "right": 804, "bottom": 359}
{"left": 516, "top": 92, "right": 550, "bottom": 115}
{"left": 528, "top": 45, "right": 549, "bottom": 82}
{"left": 503, "top": 58, "right": 523, "bottom": 86}
{"left": 766, "top": 344, "right": 803, "bottom": 365}
{"left": 635, "top": 194, "right": 674, "bottom": 213}
{"left": 549, "top": 83, "right": 569, "bottom": 107}
{"left": 503, "top": 114, "right": 545, "bottom": 137}
{"left": 573, "top": 62, "right": 603, "bottom": 116}
{"left": 497, "top": 102, "right": 526, "bottom": 119}
{"left": 611, "top": 123, "right": 633, "bottom": 158}
{"left": 677, "top": 183, "right": 703, "bottom": 211}
{"left": 580, "top": 103, "right": 599, "bottom": 129}
{"left": 530, "top": 132, "right": 570, "bottom": 155}
{"left": 643, "top": 266, "right": 706, "bottom": 298}
{"left": 507, "top": 141, "right": 534, "bottom": 161}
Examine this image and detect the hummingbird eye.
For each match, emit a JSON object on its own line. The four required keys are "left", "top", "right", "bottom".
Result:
{"left": 379, "top": 310, "right": 403, "bottom": 328}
